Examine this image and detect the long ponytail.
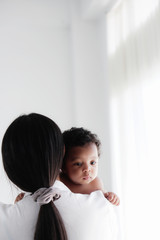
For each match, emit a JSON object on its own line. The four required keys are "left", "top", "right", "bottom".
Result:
{"left": 35, "top": 203, "right": 67, "bottom": 240}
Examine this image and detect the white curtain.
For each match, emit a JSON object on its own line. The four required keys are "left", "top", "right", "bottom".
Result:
{"left": 106, "top": 0, "right": 160, "bottom": 239}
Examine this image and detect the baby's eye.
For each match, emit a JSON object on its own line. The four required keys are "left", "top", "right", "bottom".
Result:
{"left": 74, "top": 162, "right": 82, "bottom": 166}
{"left": 91, "top": 161, "right": 96, "bottom": 165}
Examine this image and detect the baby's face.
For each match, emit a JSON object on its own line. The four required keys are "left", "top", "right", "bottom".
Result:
{"left": 63, "top": 143, "right": 98, "bottom": 185}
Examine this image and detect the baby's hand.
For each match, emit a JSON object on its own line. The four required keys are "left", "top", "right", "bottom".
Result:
{"left": 14, "top": 193, "right": 25, "bottom": 203}
{"left": 104, "top": 192, "right": 120, "bottom": 206}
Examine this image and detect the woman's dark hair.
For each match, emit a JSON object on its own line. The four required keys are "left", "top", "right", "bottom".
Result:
{"left": 63, "top": 127, "right": 101, "bottom": 158}
{"left": 1, "top": 113, "right": 68, "bottom": 240}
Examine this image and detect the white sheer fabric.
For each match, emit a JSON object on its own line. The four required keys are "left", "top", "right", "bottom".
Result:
{"left": 106, "top": 1, "right": 160, "bottom": 240}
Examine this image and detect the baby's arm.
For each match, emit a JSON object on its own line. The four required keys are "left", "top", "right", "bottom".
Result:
{"left": 91, "top": 177, "right": 120, "bottom": 206}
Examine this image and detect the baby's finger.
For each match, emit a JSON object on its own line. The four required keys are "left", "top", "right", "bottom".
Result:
{"left": 107, "top": 193, "right": 113, "bottom": 201}
{"left": 114, "top": 198, "right": 120, "bottom": 206}
{"left": 109, "top": 195, "right": 116, "bottom": 203}
{"left": 109, "top": 194, "right": 115, "bottom": 202}
{"left": 112, "top": 196, "right": 120, "bottom": 206}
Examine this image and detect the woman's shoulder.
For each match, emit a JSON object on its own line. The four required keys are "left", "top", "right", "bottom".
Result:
{"left": 54, "top": 180, "right": 71, "bottom": 191}
{"left": 0, "top": 195, "right": 39, "bottom": 222}
{"left": 54, "top": 180, "right": 111, "bottom": 207}
{"left": 54, "top": 180, "right": 112, "bottom": 216}
{"left": 54, "top": 183, "right": 117, "bottom": 240}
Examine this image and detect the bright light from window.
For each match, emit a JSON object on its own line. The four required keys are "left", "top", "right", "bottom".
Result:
{"left": 107, "top": 0, "right": 159, "bottom": 55}
{"left": 133, "top": 0, "right": 159, "bottom": 29}
{"left": 106, "top": 0, "right": 160, "bottom": 239}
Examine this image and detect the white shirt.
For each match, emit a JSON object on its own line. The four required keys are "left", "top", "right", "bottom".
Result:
{"left": 0, "top": 180, "right": 117, "bottom": 240}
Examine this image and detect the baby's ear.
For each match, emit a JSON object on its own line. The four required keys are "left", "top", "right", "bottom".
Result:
{"left": 63, "top": 145, "right": 65, "bottom": 157}
{"left": 61, "top": 165, "right": 66, "bottom": 173}
{"left": 61, "top": 158, "right": 66, "bottom": 173}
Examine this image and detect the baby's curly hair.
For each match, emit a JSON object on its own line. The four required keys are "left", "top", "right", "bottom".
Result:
{"left": 63, "top": 127, "right": 101, "bottom": 157}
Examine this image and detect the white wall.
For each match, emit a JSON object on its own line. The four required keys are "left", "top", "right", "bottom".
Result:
{"left": 0, "top": 0, "right": 116, "bottom": 203}
{"left": 0, "top": 0, "right": 74, "bottom": 203}
{"left": 0, "top": 0, "right": 74, "bottom": 128}
{"left": 68, "top": 0, "right": 112, "bottom": 189}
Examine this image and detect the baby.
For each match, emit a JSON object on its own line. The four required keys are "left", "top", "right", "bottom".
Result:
{"left": 15, "top": 127, "right": 120, "bottom": 206}
{"left": 60, "top": 127, "right": 120, "bottom": 206}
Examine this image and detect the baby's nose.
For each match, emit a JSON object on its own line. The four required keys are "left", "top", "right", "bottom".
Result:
{"left": 83, "top": 164, "right": 91, "bottom": 172}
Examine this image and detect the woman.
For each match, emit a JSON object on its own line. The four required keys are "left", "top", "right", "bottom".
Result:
{"left": 0, "top": 113, "right": 117, "bottom": 240}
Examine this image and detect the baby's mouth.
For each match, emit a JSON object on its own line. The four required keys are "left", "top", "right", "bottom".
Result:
{"left": 82, "top": 175, "right": 91, "bottom": 180}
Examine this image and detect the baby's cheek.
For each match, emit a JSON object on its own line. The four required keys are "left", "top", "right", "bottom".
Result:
{"left": 70, "top": 170, "right": 82, "bottom": 183}
{"left": 70, "top": 168, "right": 80, "bottom": 176}
{"left": 93, "top": 166, "right": 98, "bottom": 174}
